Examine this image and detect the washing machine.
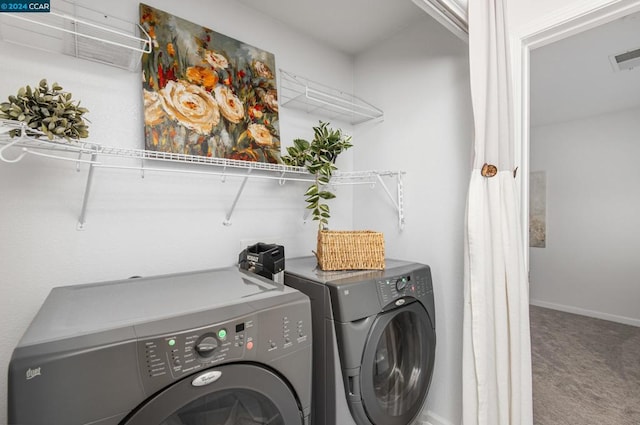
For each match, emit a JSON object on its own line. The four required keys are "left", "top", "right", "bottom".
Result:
{"left": 8, "top": 267, "right": 312, "bottom": 425}
{"left": 284, "top": 257, "right": 436, "bottom": 425}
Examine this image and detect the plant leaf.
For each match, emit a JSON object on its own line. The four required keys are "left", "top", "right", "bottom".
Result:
{"left": 318, "top": 191, "right": 336, "bottom": 200}
{"left": 304, "top": 185, "right": 318, "bottom": 196}
{"left": 293, "top": 138, "right": 309, "bottom": 150}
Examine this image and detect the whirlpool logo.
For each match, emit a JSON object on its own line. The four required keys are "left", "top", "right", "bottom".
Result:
{"left": 26, "top": 367, "right": 41, "bottom": 380}
{"left": 191, "top": 370, "right": 222, "bottom": 387}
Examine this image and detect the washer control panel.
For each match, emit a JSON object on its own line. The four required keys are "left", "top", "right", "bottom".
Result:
{"left": 142, "top": 317, "right": 256, "bottom": 381}
{"left": 377, "top": 267, "right": 431, "bottom": 306}
{"left": 137, "top": 301, "right": 311, "bottom": 392}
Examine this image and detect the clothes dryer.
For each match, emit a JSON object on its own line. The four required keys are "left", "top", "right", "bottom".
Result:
{"left": 9, "top": 267, "right": 312, "bottom": 425}
{"left": 284, "top": 257, "right": 436, "bottom": 425}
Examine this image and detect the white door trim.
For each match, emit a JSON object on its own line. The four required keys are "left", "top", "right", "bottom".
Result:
{"left": 412, "top": 0, "right": 469, "bottom": 42}
{"left": 511, "top": 0, "right": 640, "bottom": 271}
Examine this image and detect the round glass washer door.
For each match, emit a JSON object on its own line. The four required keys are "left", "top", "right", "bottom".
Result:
{"left": 360, "top": 301, "right": 436, "bottom": 425}
{"left": 122, "top": 363, "right": 302, "bottom": 425}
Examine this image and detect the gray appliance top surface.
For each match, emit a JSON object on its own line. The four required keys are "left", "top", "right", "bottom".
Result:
{"left": 284, "top": 256, "right": 424, "bottom": 285}
{"left": 19, "top": 267, "right": 295, "bottom": 347}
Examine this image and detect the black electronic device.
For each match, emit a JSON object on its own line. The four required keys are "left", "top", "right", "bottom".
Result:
{"left": 238, "top": 243, "right": 285, "bottom": 282}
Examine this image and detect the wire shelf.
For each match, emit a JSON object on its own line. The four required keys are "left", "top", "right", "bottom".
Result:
{"left": 0, "top": 123, "right": 307, "bottom": 175}
{"left": 0, "top": 119, "right": 404, "bottom": 229}
{"left": 0, "top": 1, "right": 151, "bottom": 71}
{"left": 0, "top": 120, "right": 400, "bottom": 179}
{"left": 279, "top": 69, "right": 383, "bottom": 125}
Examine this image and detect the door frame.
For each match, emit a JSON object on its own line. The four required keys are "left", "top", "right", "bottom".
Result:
{"left": 511, "top": 0, "right": 640, "bottom": 270}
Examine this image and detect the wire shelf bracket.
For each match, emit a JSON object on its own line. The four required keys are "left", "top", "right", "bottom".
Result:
{"left": 336, "top": 171, "right": 406, "bottom": 230}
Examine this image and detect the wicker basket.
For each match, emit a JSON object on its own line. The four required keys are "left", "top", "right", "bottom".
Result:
{"left": 316, "top": 230, "right": 385, "bottom": 271}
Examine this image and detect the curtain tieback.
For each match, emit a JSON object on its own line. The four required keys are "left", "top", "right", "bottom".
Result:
{"left": 481, "top": 163, "right": 498, "bottom": 177}
{"left": 480, "top": 164, "right": 519, "bottom": 178}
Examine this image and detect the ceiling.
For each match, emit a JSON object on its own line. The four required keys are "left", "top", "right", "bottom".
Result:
{"left": 233, "top": 0, "right": 640, "bottom": 128}
{"left": 531, "top": 11, "right": 640, "bottom": 127}
{"left": 235, "top": 0, "right": 432, "bottom": 55}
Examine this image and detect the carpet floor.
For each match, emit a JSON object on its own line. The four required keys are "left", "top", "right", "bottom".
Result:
{"left": 530, "top": 305, "right": 640, "bottom": 425}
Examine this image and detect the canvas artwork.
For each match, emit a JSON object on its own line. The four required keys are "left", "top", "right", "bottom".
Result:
{"left": 140, "top": 4, "right": 281, "bottom": 163}
{"left": 530, "top": 171, "right": 547, "bottom": 248}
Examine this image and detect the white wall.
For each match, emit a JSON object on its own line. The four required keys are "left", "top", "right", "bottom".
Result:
{"left": 0, "top": 0, "right": 356, "bottom": 420}
{"left": 354, "top": 16, "right": 472, "bottom": 425}
{"left": 530, "top": 107, "right": 640, "bottom": 326}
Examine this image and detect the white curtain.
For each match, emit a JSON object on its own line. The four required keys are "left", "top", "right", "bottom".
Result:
{"left": 462, "top": 0, "right": 533, "bottom": 424}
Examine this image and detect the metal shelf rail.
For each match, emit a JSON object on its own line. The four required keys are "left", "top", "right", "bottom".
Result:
{"left": 0, "top": 1, "right": 151, "bottom": 71}
{"left": 0, "top": 120, "right": 405, "bottom": 229}
{"left": 279, "top": 70, "right": 384, "bottom": 125}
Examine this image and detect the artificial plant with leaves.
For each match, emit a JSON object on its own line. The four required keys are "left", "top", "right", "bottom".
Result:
{"left": 0, "top": 79, "right": 89, "bottom": 141}
{"left": 282, "top": 121, "right": 353, "bottom": 229}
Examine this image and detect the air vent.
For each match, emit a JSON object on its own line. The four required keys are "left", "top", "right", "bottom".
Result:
{"left": 609, "top": 47, "right": 640, "bottom": 71}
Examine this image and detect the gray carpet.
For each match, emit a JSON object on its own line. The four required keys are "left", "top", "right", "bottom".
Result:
{"left": 530, "top": 305, "right": 640, "bottom": 425}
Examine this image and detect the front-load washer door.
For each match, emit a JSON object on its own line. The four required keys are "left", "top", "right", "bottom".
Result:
{"left": 360, "top": 302, "right": 436, "bottom": 425}
{"left": 121, "top": 363, "right": 302, "bottom": 425}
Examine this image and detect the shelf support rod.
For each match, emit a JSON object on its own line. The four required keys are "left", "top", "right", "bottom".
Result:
{"left": 223, "top": 170, "right": 251, "bottom": 226}
{"left": 397, "top": 173, "right": 405, "bottom": 230}
{"left": 77, "top": 151, "right": 98, "bottom": 230}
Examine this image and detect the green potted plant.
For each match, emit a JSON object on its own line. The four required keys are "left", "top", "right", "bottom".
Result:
{"left": 282, "top": 121, "right": 385, "bottom": 271}
{"left": 281, "top": 121, "right": 352, "bottom": 229}
{"left": 0, "top": 79, "right": 89, "bottom": 141}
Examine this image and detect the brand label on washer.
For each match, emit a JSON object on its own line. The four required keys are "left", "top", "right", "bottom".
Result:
{"left": 192, "top": 371, "right": 222, "bottom": 387}
{"left": 26, "top": 367, "right": 41, "bottom": 380}
{"left": 395, "top": 299, "right": 406, "bottom": 306}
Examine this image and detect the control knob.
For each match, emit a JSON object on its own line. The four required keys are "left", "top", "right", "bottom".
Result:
{"left": 395, "top": 278, "right": 407, "bottom": 291}
{"left": 195, "top": 336, "right": 218, "bottom": 357}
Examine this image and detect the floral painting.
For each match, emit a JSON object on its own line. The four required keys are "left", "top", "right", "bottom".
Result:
{"left": 140, "top": 4, "right": 281, "bottom": 163}
{"left": 530, "top": 171, "right": 546, "bottom": 248}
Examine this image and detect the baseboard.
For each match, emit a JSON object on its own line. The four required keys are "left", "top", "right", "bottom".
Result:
{"left": 530, "top": 299, "right": 640, "bottom": 327}
{"left": 417, "top": 410, "right": 458, "bottom": 425}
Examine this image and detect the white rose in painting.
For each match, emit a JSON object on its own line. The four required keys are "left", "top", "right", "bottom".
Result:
{"left": 262, "top": 89, "right": 278, "bottom": 112}
{"left": 159, "top": 80, "right": 220, "bottom": 134}
{"left": 143, "top": 89, "right": 166, "bottom": 126}
{"left": 253, "top": 60, "right": 273, "bottom": 79}
{"left": 247, "top": 123, "right": 274, "bottom": 146}
{"left": 204, "top": 50, "right": 229, "bottom": 69}
{"left": 214, "top": 85, "right": 245, "bottom": 124}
